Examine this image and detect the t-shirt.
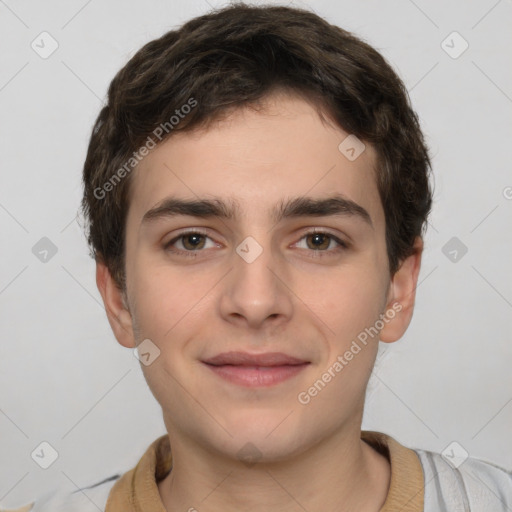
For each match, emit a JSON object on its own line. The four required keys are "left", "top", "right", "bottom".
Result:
{"left": 3, "top": 430, "right": 512, "bottom": 511}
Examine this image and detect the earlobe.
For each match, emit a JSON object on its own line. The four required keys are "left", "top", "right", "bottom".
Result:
{"left": 379, "top": 237, "right": 424, "bottom": 343}
{"left": 95, "top": 260, "right": 136, "bottom": 349}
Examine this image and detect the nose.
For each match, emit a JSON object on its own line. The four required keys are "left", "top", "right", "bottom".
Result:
{"left": 219, "top": 236, "right": 294, "bottom": 331}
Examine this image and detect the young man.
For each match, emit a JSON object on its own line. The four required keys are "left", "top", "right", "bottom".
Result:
{"left": 9, "top": 3, "right": 511, "bottom": 511}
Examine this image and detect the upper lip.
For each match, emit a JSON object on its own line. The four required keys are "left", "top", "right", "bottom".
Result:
{"left": 203, "top": 351, "right": 309, "bottom": 367}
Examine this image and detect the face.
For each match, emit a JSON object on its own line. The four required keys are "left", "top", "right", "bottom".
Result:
{"left": 98, "top": 92, "right": 420, "bottom": 463}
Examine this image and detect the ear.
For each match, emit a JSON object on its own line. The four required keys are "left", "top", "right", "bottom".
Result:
{"left": 379, "top": 236, "right": 424, "bottom": 343}
{"left": 95, "top": 259, "right": 136, "bottom": 349}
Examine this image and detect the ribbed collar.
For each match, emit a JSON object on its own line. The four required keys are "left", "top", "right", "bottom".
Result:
{"left": 105, "top": 430, "right": 424, "bottom": 512}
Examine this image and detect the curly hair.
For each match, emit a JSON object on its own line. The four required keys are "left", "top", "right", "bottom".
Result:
{"left": 81, "top": 1, "right": 433, "bottom": 292}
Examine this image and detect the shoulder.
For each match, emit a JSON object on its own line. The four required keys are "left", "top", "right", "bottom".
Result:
{"left": 1, "top": 473, "right": 121, "bottom": 512}
{"left": 414, "top": 447, "right": 512, "bottom": 511}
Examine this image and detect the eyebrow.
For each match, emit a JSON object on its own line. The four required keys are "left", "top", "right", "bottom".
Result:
{"left": 141, "top": 194, "right": 373, "bottom": 228}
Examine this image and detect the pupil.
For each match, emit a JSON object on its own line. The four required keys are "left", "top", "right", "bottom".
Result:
{"left": 311, "top": 233, "right": 327, "bottom": 249}
{"left": 185, "top": 234, "right": 203, "bottom": 249}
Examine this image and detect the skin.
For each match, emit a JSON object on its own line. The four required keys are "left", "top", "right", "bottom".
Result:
{"left": 97, "top": 91, "right": 423, "bottom": 512}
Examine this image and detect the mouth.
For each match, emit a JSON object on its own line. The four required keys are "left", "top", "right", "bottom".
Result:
{"left": 202, "top": 351, "right": 310, "bottom": 387}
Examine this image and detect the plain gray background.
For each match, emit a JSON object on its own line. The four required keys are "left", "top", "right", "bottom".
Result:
{"left": 1, "top": 0, "right": 511, "bottom": 508}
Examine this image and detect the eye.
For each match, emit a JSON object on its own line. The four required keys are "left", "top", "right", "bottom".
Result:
{"left": 294, "top": 230, "right": 348, "bottom": 257}
{"left": 163, "top": 228, "right": 349, "bottom": 260}
{"left": 164, "top": 230, "right": 217, "bottom": 258}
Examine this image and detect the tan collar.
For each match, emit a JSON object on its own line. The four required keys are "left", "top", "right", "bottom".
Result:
{"left": 106, "top": 430, "right": 424, "bottom": 512}
{"left": 361, "top": 430, "right": 424, "bottom": 511}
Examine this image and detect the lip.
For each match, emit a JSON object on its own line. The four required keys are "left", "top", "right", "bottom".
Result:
{"left": 203, "top": 351, "right": 308, "bottom": 366}
{"left": 202, "top": 351, "right": 310, "bottom": 388}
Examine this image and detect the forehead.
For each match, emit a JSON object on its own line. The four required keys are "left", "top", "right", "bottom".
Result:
{"left": 127, "top": 93, "right": 383, "bottom": 230}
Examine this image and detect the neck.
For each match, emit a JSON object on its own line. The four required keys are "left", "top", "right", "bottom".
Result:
{"left": 157, "top": 426, "right": 390, "bottom": 512}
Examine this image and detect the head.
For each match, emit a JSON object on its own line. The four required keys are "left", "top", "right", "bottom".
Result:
{"left": 83, "top": 3, "right": 432, "bottom": 462}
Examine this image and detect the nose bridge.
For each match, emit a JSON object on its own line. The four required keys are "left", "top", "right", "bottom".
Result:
{"left": 220, "top": 232, "right": 292, "bottom": 327}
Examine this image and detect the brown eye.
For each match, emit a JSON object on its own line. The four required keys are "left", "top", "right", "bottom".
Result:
{"left": 181, "top": 233, "right": 206, "bottom": 250}
{"left": 305, "top": 232, "right": 331, "bottom": 250}
{"left": 294, "top": 230, "right": 348, "bottom": 258}
{"left": 164, "top": 230, "right": 216, "bottom": 258}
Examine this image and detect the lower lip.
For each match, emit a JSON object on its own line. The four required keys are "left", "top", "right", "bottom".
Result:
{"left": 203, "top": 363, "right": 309, "bottom": 387}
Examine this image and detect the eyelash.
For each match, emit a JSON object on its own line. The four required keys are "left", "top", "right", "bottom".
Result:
{"left": 163, "top": 228, "right": 349, "bottom": 259}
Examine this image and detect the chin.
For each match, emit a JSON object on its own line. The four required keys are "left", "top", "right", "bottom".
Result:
{"left": 208, "top": 412, "right": 306, "bottom": 461}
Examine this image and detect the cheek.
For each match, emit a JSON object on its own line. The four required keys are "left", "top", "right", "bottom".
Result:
{"left": 300, "top": 263, "right": 387, "bottom": 344}
{"left": 127, "top": 243, "right": 236, "bottom": 393}
{"left": 130, "top": 254, "right": 196, "bottom": 333}
{"left": 302, "top": 273, "right": 384, "bottom": 406}
{"left": 132, "top": 273, "right": 172, "bottom": 337}
{"left": 130, "top": 266, "right": 199, "bottom": 406}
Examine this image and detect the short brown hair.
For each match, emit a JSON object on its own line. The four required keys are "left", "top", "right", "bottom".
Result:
{"left": 81, "top": 2, "right": 433, "bottom": 292}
